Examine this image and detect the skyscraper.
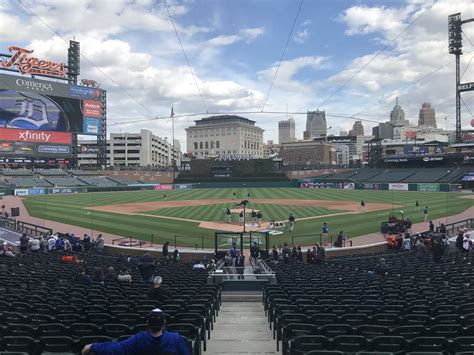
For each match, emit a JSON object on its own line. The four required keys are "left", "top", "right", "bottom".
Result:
{"left": 418, "top": 103, "right": 437, "bottom": 128}
{"left": 278, "top": 118, "right": 296, "bottom": 144}
{"left": 349, "top": 121, "right": 364, "bottom": 136}
{"left": 304, "top": 110, "right": 327, "bottom": 139}
{"left": 390, "top": 97, "right": 408, "bottom": 124}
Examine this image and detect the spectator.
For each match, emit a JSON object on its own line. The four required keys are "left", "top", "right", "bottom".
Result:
{"left": 147, "top": 276, "right": 172, "bottom": 303}
{"left": 71, "top": 234, "right": 78, "bottom": 252}
{"left": 368, "top": 258, "right": 389, "bottom": 277}
{"left": 463, "top": 234, "right": 471, "bottom": 253}
{"left": 63, "top": 238, "right": 72, "bottom": 252}
{"left": 47, "top": 235, "right": 56, "bottom": 251}
{"left": 306, "top": 248, "right": 314, "bottom": 264}
{"left": 172, "top": 249, "right": 180, "bottom": 263}
{"left": 230, "top": 243, "right": 238, "bottom": 259}
{"left": 315, "top": 244, "right": 326, "bottom": 264}
{"left": 334, "top": 231, "right": 344, "bottom": 248}
{"left": 81, "top": 308, "right": 189, "bottom": 355}
{"left": 138, "top": 253, "right": 156, "bottom": 283}
{"left": 271, "top": 246, "right": 279, "bottom": 263}
{"left": 429, "top": 221, "right": 435, "bottom": 233}
{"left": 19, "top": 233, "right": 29, "bottom": 254}
{"left": 415, "top": 239, "right": 428, "bottom": 263}
{"left": 117, "top": 268, "right": 132, "bottom": 283}
{"left": 296, "top": 246, "right": 303, "bottom": 263}
{"left": 401, "top": 235, "right": 411, "bottom": 252}
{"left": 439, "top": 223, "right": 447, "bottom": 237}
{"left": 235, "top": 250, "right": 245, "bottom": 280}
{"left": 28, "top": 237, "right": 40, "bottom": 253}
{"left": 96, "top": 234, "right": 105, "bottom": 253}
{"left": 83, "top": 234, "right": 91, "bottom": 252}
{"left": 223, "top": 252, "right": 233, "bottom": 279}
{"left": 387, "top": 233, "right": 397, "bottom": 249}
{"left": 249, "top": 242, "right": 260, "bottom": 267}
{"left": 92, "top": 267, "right": 105, "bottom": 284}
{"left": 162, "top": 242, "right": 169, "bottom": 260}
{"left": 39, "top": 235, "right": 47, "bottom": 252}
{"left": 432, "top": 234, "right": 445, "bottom": 263}
{"left": 291, "top": 246, "right": 297, "bottom": 262}
{"left": 55, "top": 237, "right": 63, "bottom": 251}
{"left": 282, "top": 243, "right": 291, "bottom": 264}
{"left": 456, "top": 229, "right": 464, "bottom": 251}
{"left": 1, "top": 242, "right": 15, "bottom": 257}
{"left": 192, "top": 262, "right": 206, "bottom": 270}
{"left": 105, "top": 267, "right": 117, "bottom": 282}
{"left": 77, "top": 268, "right": 91, "bottom": 284}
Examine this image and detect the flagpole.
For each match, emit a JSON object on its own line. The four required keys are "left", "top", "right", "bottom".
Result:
{"left": 172, "top": 107, "right": 175, "bottom": 182}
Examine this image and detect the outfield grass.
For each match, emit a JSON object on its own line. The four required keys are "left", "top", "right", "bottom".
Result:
{"left": 23, "top": 188, "right": 474, "bottom": 247}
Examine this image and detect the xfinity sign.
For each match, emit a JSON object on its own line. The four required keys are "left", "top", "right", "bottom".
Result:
{"left": 19, "top": 130, "right": 51, "bottom": 142}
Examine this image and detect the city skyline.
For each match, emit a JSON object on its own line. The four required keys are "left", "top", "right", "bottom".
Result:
{"left": 0, "top": 0, "right": 472, "bottom": 149}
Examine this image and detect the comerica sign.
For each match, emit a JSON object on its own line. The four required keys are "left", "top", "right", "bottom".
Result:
{"left": 0, "top": 46, "right": 65, "bottom": 78}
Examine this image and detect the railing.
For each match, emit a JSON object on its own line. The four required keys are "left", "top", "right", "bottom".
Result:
{"left": 435, "top": 218, "right": 474, "bottom": 236}
{"left": 286, "top": 233, "right": 353, "bottom": 248}
{"left": 0, "top": 217, "right": 52, "bottom": 237}
{"left": 111, "top": 235, "right": 208, "bottom": 250}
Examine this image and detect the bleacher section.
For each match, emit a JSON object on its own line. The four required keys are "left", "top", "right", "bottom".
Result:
{"left": 1, "top": 169, "right": 33, "bottom": 176}
{"left": 403, "top": 169, "right": 452, "bottom": 183}
{"left": 348, "top": 169, "right": 384, "bottom": 182}
{"left": 365, "top": 170, "right": 415, "bottom": 183}
{"left": 0, "top": 251, "right": 220, "bottom": 354}
{"left": 7, "top": 177, "right": 52, "bottom": 187}
{"left": 78, "top": 177, "right": 119, "bottom": 187}
{"left": 35, "top": 169, "right": 68, "bottom": 176}
{"left": 438, "top": 168, "right": 471, "bottom": 183}
{"left": 68, "top": 170, "right": 101, "bottom": 176}
{"left": 107, "top": 177, "right": 141, "bottom": 185}
{"left": 45, "top": 177, "right": 88, "bottom": 187}
{"left": 266, "top": 249, "right": 474, "bottom": 355}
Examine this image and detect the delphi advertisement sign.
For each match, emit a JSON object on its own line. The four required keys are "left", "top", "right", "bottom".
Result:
{"left": 0, "top": 128, "right": 72, "bottom": 157}
{"left": 389, "top": 183, "right": 409, "bottom": 191}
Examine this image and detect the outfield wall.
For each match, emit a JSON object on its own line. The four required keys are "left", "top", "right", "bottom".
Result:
{"left": 299, "top": 181, "right": 461, "bottom": 192}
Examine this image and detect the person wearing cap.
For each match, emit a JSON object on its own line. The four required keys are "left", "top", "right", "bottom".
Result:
{"left": 1, "top": 242, "right": 15, "bottom": 257}
{"left": 81, "top": 308, "right": 189, "bottom": 355}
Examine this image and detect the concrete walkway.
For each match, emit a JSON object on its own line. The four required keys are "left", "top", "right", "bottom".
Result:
{"left": 206, "top": 301, "right": 277, "bottom": 355}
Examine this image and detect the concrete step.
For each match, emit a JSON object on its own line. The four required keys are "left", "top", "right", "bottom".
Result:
{"left": 207, "top": 300, "right": 276, "bottom": 355}
{"left": 221, "top": 291, "right": 262, "bottom": 302}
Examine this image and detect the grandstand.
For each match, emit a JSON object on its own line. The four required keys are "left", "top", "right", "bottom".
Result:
{"left": 45, "top": 177, "right": 88, "bottom": 187}
{"left": 0, "top": 250, "right": 220, "bottom": 354}
{"left": 78, "top": 177, "right": 119, "bottom": 187}
{"left": 6, "top": 177, "right": 52, "bottom": 188}
{"left": 266, "top": 248, "right": 474, "bottom": 354}
{"left": 365, "top": 170, "right": 415, "bottom": 183}
{"left": 106, "top": 176, "right": 142, "bottom": 185}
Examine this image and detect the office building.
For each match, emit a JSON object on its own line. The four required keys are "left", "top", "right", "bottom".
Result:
{"left": 349, "top": 121, "right": 364, "bottom": 136}
{"left": 77, "top": 129, "right": 180, "bottom": 168}
{"left": 185, "top": 115, "right": 264, "bottom": 159}
{"left": 278, "top": 118, "right": 296, "bottom": 144}
{"left": 280, "top": 140, "right": 334, "bottom": 167}
{"left": 304, "top": 110, "right": 327, "bottom": 139}
{"left": 418, "top": 103, "right": 437, "bottom": 128}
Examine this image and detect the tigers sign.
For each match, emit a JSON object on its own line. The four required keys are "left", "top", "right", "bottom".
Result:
{"left": 0, "top": 46, "right": 65, "bottom": 78}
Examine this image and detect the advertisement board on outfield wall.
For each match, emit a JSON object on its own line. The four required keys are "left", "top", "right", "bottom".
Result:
{"left": 418, "top": 183, "right": 439, "bottom": 192}
{"left": 14, "top": 189, "right": 29, "bottom": 196}
{"left": 364, "top": 183, "right": 380, "bottom": 190}
{"left": 154, "top": 184, "right": 173, "bottom": 191}
{"left": 300, "top": 182, "right": 343, "bottom": 189}
{"left": 389, "top": 183, "right": 409, "bottom": 191}
{"left": 343, "top": 182, "right": 355, "bottom": 189}
{"left": 174, "top": 184, "right": 193, "bottom": 190}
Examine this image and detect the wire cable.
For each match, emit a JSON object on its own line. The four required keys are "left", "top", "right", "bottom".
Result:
{"left": 16, "top": 0, "right": 160, "bottom": 120}
{"left": 318, "top": 0, "right": 439, "bottom": 108}
{"left": 161, "top": 0, "right": 208, "bottom": 113}
{"left": 260, "top": 0, "right": 304, "bottom": 112}
{"left": 463, "top": 31, "right": 474, "bottom": 48}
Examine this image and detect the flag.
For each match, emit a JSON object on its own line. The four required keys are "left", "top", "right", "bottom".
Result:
{"left": 170, "top": 106, "right": 174, "bottom": 118}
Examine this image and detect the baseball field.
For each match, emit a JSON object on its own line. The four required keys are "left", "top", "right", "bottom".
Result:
{"left": 21, "top": 188, "right": 474, "bottom": 248}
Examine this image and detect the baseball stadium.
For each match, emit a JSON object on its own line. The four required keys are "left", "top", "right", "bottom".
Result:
{"left": 0, "top": 2, "right": 474, "bottom": 355}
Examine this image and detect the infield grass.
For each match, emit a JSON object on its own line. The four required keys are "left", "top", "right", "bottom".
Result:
{"left": 23, "top": 188, "right": 474, "bottom": 247}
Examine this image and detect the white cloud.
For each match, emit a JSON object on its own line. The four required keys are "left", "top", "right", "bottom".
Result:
{"left": 258, "top": 56, "right": 328, "bottom": 92}
{"left": 294, "top": 28, "right": 309, "bottom": 44}
{"left": 207, "top": 27, "right": 264, "bottom": 46}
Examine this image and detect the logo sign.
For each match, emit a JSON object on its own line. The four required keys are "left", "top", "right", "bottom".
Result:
{"left": 83, "top": 117, "right": 101, "bottom": 135}
{"left": 37, "top": 145, "right": 70, "bottom": 154}
{"left": 15, "top": 78, "right": 53, "bottom": 92}
{"left": 79, "top": 145, "right": 99, "bottom": 153}
{"left": 418, "top": 183, "right": 439, "bottom": 192}
{"left": 83, "top": 100, "right": 102, "bottom": 118}
{"left": 0, "top": 46, "right": 65, "bottom": 78}
{"left": 389, "top": 183, "right": 408, "bottom": 191}
{"left": 405, "top": 131, "right": 417, "bottom": 139}
{"left": 14, "top": 188, "right": 29, "bottom": 196}
{"left": 70, "top": 85, "right": 101, "bottom": 99}
{"left": 458, "top": 82, "right": 474, "bottom": 92}
{"left": 0, "top": 128, "right": 71, "bottom": 144}
{"left": 153, "top": 184, "right": 173, "bottom": 191}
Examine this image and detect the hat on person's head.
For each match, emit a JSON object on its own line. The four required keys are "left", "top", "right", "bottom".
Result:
{"left": 146, "top": 308, "right": 167, "bottom": 328}
{"left": 2, "top": 242, "right": 7, "bottom": 246}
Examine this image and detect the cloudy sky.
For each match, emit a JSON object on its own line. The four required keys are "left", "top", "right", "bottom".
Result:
{"left": 1, "top": 0, "right": 473, "bottom": 149}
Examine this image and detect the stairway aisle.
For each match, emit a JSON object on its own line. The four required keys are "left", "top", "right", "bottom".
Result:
{"left": 206, "top": 298, "right": 278, "bottom": 354}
